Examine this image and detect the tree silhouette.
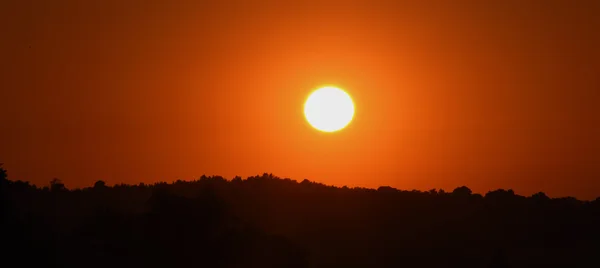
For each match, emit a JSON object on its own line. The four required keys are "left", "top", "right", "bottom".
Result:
{"left": 94, "top": 180, "right": 107, "bottom": 189}
{"left": 0, "top": 164, "right": 6, "bottom": 180}
{"left": 49, "top": 178, "right": 66, "bottom": 192}
{"left": 452, "top": 185, "right": 472, "bottom": 196}
{"left": 1, "top": 168, "right": 600, "bottom": 268}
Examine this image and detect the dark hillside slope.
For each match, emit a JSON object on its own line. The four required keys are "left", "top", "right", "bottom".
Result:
{"left": 2, "top": 170, "right": 600, "bottom": 267}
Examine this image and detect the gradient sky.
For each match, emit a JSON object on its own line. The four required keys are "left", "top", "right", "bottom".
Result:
{"left": 1, "top": 0, "right": 599, "bottom": 199}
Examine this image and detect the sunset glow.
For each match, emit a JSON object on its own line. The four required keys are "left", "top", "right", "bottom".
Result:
{"left": 1, "top": 1, "right": 599, "bottom": 199}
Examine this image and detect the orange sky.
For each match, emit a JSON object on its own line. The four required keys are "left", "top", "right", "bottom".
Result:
{"left": 1, "top": 0, "right": 599, "bottom": 199}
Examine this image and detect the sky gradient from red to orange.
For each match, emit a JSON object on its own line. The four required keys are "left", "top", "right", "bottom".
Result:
{"left": 1, "top": 1, "right": 599, "bottom": 199}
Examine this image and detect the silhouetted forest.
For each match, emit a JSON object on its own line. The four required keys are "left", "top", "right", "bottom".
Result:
{"left": 2, "top": 165, "right": 600, "bottom": 267}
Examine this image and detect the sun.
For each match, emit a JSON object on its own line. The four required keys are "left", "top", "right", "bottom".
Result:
{"left": 304, "top": 86, "right": 355, "bottom": 132}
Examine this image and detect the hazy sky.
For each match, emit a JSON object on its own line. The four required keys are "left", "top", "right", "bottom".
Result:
{"left": 1, "top": 0, "right": 599, "bottom": 198}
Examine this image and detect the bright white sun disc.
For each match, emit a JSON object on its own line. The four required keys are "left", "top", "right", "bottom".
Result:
{"left": 304, "top": 86, "right": 355, "bottom": 132}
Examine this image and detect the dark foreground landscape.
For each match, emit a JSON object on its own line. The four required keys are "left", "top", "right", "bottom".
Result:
{"left": 2, "top": 167, "right": 600, "bottom": 268}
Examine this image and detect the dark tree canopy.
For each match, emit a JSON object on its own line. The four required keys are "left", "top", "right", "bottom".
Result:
{"left": 2, "top": 169, "right": 600, "bottom": 268}
{"left": 94, "top": 180, "right": 107, "bottom": 189}
{"left": 0, "top": 163, "right": 7, "bottom": 181}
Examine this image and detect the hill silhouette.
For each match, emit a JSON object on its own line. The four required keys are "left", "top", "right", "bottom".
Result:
{"left": 2, "top": 166, "right": 600, "bottom": 267}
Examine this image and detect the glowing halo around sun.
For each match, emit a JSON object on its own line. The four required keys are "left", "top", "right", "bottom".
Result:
{"left": 304, "top": 86, "right": 355, "bottom": 132}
